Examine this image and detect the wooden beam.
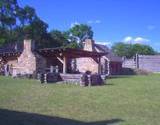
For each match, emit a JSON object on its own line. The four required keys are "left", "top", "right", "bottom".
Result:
{"left": 56, "top": 57, "right": 63, "bottom": 64}
{"left": 63, "top": 56, "right": 67, "bottom": 74}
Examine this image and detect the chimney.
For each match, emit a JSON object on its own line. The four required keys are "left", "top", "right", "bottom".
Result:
{"left": 23, "top": 39, "right": 35, "bottom": 52}
{"left": 83, "top": 39, "right": 95, "bottom": 51}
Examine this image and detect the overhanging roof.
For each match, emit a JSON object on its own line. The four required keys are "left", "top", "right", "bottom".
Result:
{"left": 0, "top": 51, "right": 22, "bottom": 57}
{"left": 0, "top": 42, "right": 23, "bottom": 57}
{"left": 38, "top": 48, "right": 107, "bottom": 58}
{"left": 0, "top": 46, "right": 107, "bottom": 58}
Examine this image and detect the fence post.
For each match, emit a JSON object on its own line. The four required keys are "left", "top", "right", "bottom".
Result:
{"left": 136, "top": 53, "right": 139, "bottom": 69}
{"left": 44, "top": 73, "right": 47, "bottom": 83}
{"left": 55, "top": 65, "right": 59, "bottom": 73}
{"left": 50, "top": 65, "right": 54, "bottom": 73}
{"left": 88, "top": 75, "right": 91, "bottom": 87}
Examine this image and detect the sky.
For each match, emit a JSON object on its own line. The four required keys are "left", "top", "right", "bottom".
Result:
{"left": 18, "top": 0, "right": 160, "bottom": 51}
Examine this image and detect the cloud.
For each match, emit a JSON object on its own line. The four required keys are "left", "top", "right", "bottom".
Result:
{"left": 147, "top": 25, "right": 156, "bottom": 31}
{"left": 96, "top": 41, "right": 112, "bottom": 46}
{"left": 122, "top": 36, "right": 150, "bottom": 44}
{"left": 87, "top": 20, "right": 101, "bottom": 24}
{"left": 70, "top": 21, "right": 80, "bottom": 28}
{"left": 87, "top": 20, "right": 93, "bottom": 24}
{"left": 152, "top": 42, "right": 160, "bottom": 52}
{"left": 70, "top": 20, "right": 101, "bottom": 28}
{"left": 134, "top": 37, "right": 150, "bottom": 44}
{"left": 123, "top": 36, "right": 133, "bottom": 43}
{"left": 95, "top": 20, "right": 101, "bottom": 24}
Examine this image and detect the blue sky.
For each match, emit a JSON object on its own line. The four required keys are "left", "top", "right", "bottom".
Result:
{"left": 18, "top": 0, "right": 160, "bottom": 51}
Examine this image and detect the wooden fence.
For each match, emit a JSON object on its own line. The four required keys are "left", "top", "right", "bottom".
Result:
{"left": 123, "top": 55, "right": 160, "bottom": 72}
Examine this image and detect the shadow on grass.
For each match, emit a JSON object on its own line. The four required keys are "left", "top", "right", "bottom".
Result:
{"left": 0, "top": 109, "right": 124, "bottom": 125}
{"left": 108, "top": 75, "right": 133, "bottom": 79}
{"left": 104, "top": 83, "right": 115, "bottom": 86}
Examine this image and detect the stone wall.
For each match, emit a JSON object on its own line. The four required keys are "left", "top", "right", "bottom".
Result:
{"left": 76, "top": 39, "right": 123, "bottom": 75}
{"left": 83, "top": 39, "right": 95, "bottom": 51}
{"left": 76, "top": 58, "right": 99, "bottom": 73}
{"left": 0, "top": 57, "right": 18, "bottom": 75}
{"left": 6, "top": 57, "right": 18, "bottom": 66}
{"left": 13, "top": 39, "right": 46, "bottom": 75}
{"left": 76, "top": 39, "right": 99, "bottom": 74}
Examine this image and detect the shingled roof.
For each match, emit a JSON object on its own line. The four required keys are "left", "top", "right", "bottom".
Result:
{"left": 0, "top": 42, "right": 23, "bottom": 57}
{"left": 0, "top": 40, "right": 106, "bottom": 58}
{"left": 95, "top": 44, "right": 122, "bottom": 62}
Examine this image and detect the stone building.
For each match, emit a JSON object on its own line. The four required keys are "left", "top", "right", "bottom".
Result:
{"left": 0, "top": 39, "right": 106, "bottom": 77}
{"left": 76, "top": 39, "right": 122, "bottom": 75}
{"left": 0, "top": 38, "right": 122, "bottom": 77}
{"left": 0, "top": 39, "right": 46, "bottom": 76}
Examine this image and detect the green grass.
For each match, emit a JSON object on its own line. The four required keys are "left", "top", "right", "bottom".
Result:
{"left": 0, "top": 74, "right": 160, "bottom": 125}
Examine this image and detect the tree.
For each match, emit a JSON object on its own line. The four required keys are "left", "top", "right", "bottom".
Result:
{"left": 131, "top": 44, "right": 155, "bottom": 55}
{"left": 0, "top": 27, "right": 7, "bottom": 45}
{"left": 112, "top": 42, "right": 133, "bottom": 58}
{"left": 0, "top": 1, "right": 94, "bottom": 49}
{"left": 0, "top": 0, "right": 18, "bottom": 29}
{"left": 0, "top": 1, "right": 33, "bottom": 45}
{"left": 22, "top": 6, "right": 37, "bottom": 25}
{"left": 66, "top": 41, "right": 79, "bottom": 49}
{"left": 23, "top": 17, "right": 49, "bottom": 48}
{"left": 0, "top": 0, "right": 18, "bottom": 45}
{"left": 69, "top": 24, "right": 93, "bottom": 42}
{"left": 49, "top": 30, "right": 69, "bottom": 47}
{"left": 112, "top": 42, "right": 156, "bottom": 58}
{"left": 0, "top": 0, "right": 49, "bottom": 47}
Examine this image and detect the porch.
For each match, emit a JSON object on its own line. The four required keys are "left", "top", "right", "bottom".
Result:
{"left": 38, "top": 47, "right": 107, "bottom": 85}
{"left": 38, "top": 47, "right": 107, "bottom": 74}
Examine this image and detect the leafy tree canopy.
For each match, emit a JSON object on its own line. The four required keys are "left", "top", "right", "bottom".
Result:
{"left": 112, "top": 42, "right": 156, "bottom": 58}
{"left": 69, "top": 24, "right": 93, "bottom": 42}
{"left": 0, "top": 0, "right": 91, "bottom": 49}
{"left": 0, "top": 0, "right": 48, "bottom": 47}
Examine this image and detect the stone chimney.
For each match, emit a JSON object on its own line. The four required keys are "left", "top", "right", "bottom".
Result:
{"left": 16, "top": 39, "right": 36, "bottom": 74}
{"left": 83, "top": 39, "right": 95, "bottom": 52}
{"left": 23, "top": 39, "right": 35, "bottom": 52}
{"left": 13, "top": 39, "right": 46, "bottom": 75}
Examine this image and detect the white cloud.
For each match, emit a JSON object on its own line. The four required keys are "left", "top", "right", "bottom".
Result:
{"left": 87, "top": 20, "right": 93, "bottom": 24}
{"left": 70, "top": 21, "right": 80, "bottom": 28}
{"left": 96, "top": 41, "right": 112, "bottom": 46}
{"left": 123, "top": 36, "right": 133, "bottom": 43}
{"left": 122, "top": 36, "right": 150, "bottom": 44}
{"left": 87, "top": 20, "right": 101, "bottom": 24}
{"left": 134, "top": 37, "right": 150, "bottom": 44}
{"left": 70, "top": 20, "right": 101, "bottom": 28}
{"left": 95, "top": 20, "right": 101, "bottom": 24}
{"left": 147, "top": 25, "right": 156, "bottom": 31}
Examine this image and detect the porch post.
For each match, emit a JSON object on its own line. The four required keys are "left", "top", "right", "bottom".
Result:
{"left": 107, "top": 60, "right": 110, "bottom": 76}
{"left": 98, "top": 57, "right": 101, "bottom": 74}
{"left": 63, "top": 56, "right": 67, "bottom": 74}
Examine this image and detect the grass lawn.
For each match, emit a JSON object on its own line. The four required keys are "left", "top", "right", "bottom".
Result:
{"left": 0, "top": 74, "right": 160, "bottom": 125}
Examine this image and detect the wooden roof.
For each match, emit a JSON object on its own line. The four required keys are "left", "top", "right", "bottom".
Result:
{"left": 38, "top": 48, "right": 107, "bottom": 58}
{"left": 0, "top": 42, "right": 23, "bottom": 57}
{"left": 0, "top": 51, "right": 21, "bottom": 58}
{"left": 0, "top": 45, "right": 107, "bottom": 58}
{"left": 95, "top": 44, "right": 122, "bottom": 62}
